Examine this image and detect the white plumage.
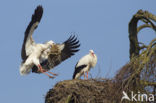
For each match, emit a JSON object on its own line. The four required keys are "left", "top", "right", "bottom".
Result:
{"left": 20, "top": 41, "right": 54, "bottom": 75}
{"left": 73, "top": 50, "right": 97, "bottom": 79}
{"left": 20, "top": 6, "right": 56, "bottom": 77}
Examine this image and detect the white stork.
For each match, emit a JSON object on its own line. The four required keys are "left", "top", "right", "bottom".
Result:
{"left": 20, "top": 5, "right": 80, "bottom": 78}
{"left": 73, "top": 50, "right": 97, "bottom": 80}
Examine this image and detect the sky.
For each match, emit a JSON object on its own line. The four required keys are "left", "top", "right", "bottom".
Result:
{"left": 0, "top": 0, "right": 155, "bottom": 103}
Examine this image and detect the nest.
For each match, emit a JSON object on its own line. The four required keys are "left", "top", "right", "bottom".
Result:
{"left": 45, "top": 40, "right": 155, "bottom": 103}
{"left": 45, "top": 79, "right": 119, "bottom": 103}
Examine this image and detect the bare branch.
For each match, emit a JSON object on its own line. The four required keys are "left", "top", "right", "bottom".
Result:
{"left": 129, "top": 9, "right": 156, "bottom": 59}
{"left": 137, "top": 24, "right": 153, "bottom": 33}
{"left": 137, "top": 10, "right": 156, "bottom": 22}
{"left": 140, "top": 80, "right": 156, "bottom": 86}
{"left": 139, "top": 42, "right": 148, "bottom": 50}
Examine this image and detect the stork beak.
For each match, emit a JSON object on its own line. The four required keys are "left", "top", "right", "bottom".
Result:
{"left": 91, "top": 52, "right": 95, "bottom": 57}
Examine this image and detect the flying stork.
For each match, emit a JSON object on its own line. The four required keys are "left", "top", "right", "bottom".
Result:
{"left": 73, "top": 50, "right": 97, "bottom": 80}
{"left": 20, "top": 5, "right": 80, "bottom": 78}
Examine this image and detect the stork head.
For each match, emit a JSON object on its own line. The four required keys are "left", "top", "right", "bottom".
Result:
{"left": 45, "top": 40, "right": 55, "bottom": 49}
{"left": 89, "top": 49, "right": 95, "bottom": 57}
{"left": 46, "top": 40, "right": 55, "bottom": 46}
{"left": 47, "top": 40, "right": 55, "bottom": 45}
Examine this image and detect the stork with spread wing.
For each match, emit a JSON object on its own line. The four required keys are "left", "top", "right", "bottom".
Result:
{"left": 20, "top": 5, "right": 80, "bottom": 78}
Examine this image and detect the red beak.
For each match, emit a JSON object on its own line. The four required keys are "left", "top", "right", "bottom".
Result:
{"left": 91, "top": 53, "right": 95, "bottom": 57}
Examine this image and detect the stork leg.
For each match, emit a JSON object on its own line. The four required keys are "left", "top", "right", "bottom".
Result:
{"left": 42, "top": 71, "right": 55, "bottom": 79}
{"left": 87, "top": 72, "right": 88, "bottom": 80}
{"left": 47, "top": 71, "right": 58, "bottom": 76}
{"left": 40, "top": 69, "right": 58, "bottom": 76}
{"left": 37, "top": 65, "right": 54, "bottom": 78}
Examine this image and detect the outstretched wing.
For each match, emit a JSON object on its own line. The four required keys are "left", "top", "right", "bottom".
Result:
{"left": 21, "top": 5, "right": 43, "bottom": 62}
{"left": 32, "top": 35, "right": 80, "bottom": 73}
{"left": 48, "top": 35, "right": 80, "bottom": 68}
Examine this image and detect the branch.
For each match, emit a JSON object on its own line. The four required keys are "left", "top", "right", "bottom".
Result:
{"left": 137, "top": 24, "right": 153, "bottom": 33}
{"left": 140, "top": 80, "right": 156, "bottom": 86}
{"left": 142, "top": 17, "right": 156, "bottom": 32}
{"left": 65, "top": 95, "right": 72, "bottom": 103}
{"left": 144, "top": 10, "right": 156, "bottom": 22}
{"left": 129, "top": 14, "right": 141, "bottom": 59}
{"left": 129, "top": 9, "right": 156, "bottom": 59}
{"left": 138, "top": 42, "right": 148, "bottom": 50}
{"left": 137, "top": 10, "right": 156, "bottom": 22}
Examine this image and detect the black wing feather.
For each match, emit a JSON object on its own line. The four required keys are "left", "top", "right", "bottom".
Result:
{"left": 32, "top": 35, "right": 80, "bottom": 73}
{"left": 48, "top": 35, "right": 80, "bottom": 68}
{"left": 21, "top": 5, "right": 43, "bottom": 62}
{"left": 61, "top": 35, "right": 80, "bottom": 61}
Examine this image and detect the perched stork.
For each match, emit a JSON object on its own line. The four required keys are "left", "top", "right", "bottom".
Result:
{"left": 20, "top": 5, "right": 80, "bottom": 78}
{"left": 73, "top": 50, "right": 97, "bottom": 80}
